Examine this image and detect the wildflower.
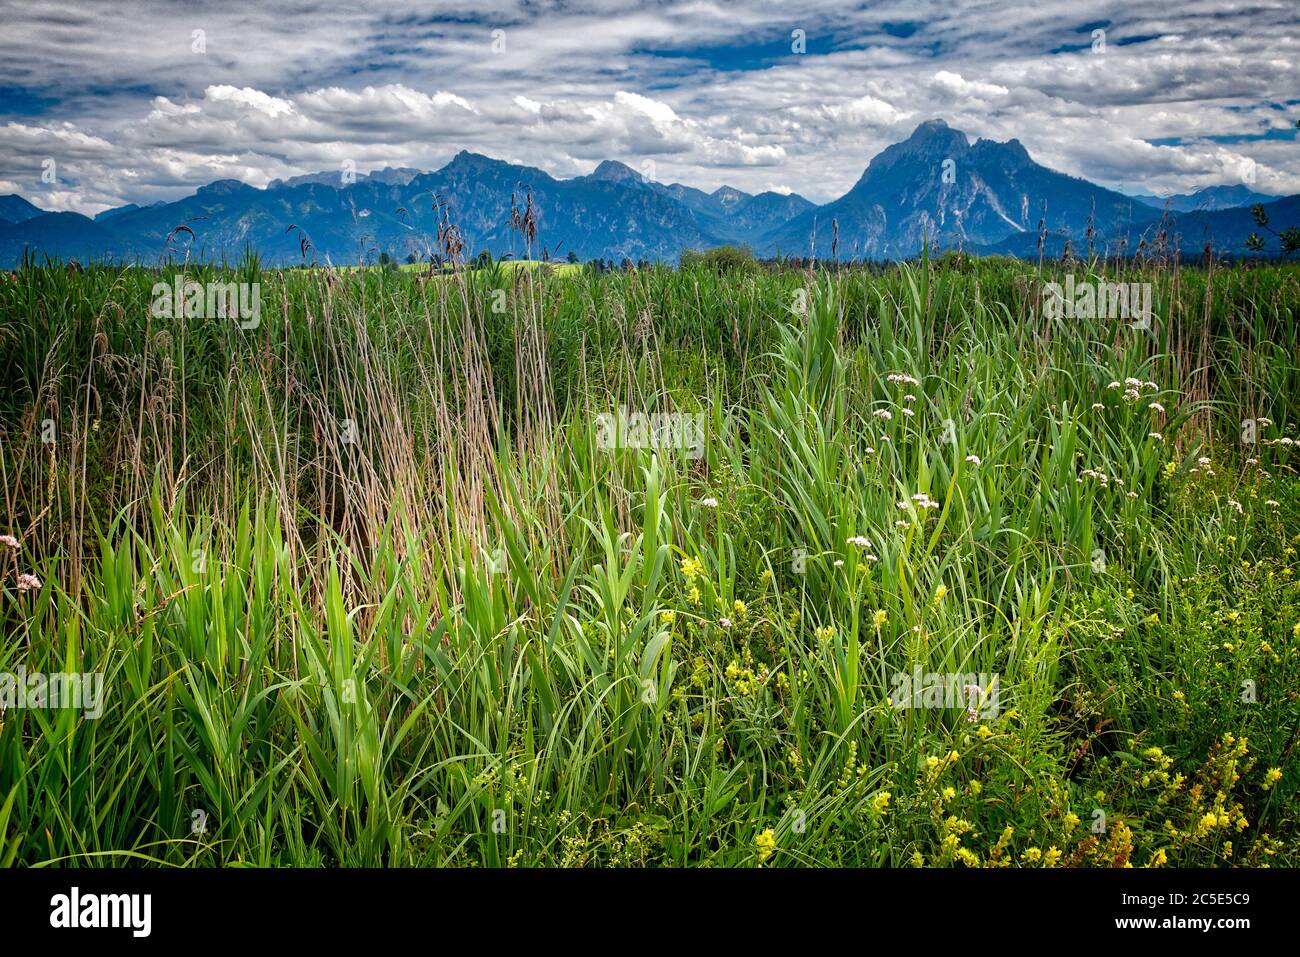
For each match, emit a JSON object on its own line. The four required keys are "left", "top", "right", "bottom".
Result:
{"left": 941, "top": 786, "right": 956, "bottom": 802}
{"left": 894, "top": 520, "right": 909, "bottom": 529}
{"left": 660, "top": 610, "right": 676, "bottom": 625}
{"left": 1148, "top": 432, "right": 1162, "bottom": 440}
{"left": 700, "top": 497, "right": 719, "bottom": 508}
{"left": 733, "top": 599, "right": 747, "bottom": 617}
{"left": 887, "top": 373, "right": 919, "bottom": 386}
{"left": 933, "top": 583, "right": 947, "bottom": 604}
{"left": 965, "top": 454, "right": 981, "bottom": 466}
{"left": 1107, "top": 381, "right": 1121, "bottom": 389}
{"left": 1091, "top": 402, "right": 1105, "bottom": 411}
{"left": 905, "top": 491, "right": 940, "bottom": 510}
{"left": 815, "top": 625, "right": 836, "bottom": 643}
{"left": 1064, "top": 812, "right": 1081, "bottom": 833}
{"left": 688, "top": 585, "right": 701, "bottom": 604}
{"left": 1022, "top": 847, "right": 1042, "bottom": 864}
{"left": 847, "top": 535, "right": 872, "bottom": 548}
{"left": 1043, "top": 847, "right": 1062, "bottom": 867}
{"left": 755, "top": 828, "right": 776, "bottom": 864}
{"left": 872, "top": 609, "right": 888, "bottom": 629}
{"left": 873, "top": 409, "right": 893, "bottom": 421}
{"left": 833, "top": 559, "right": 844, "bottom": 568}
{"left": 719, "top": 618, "right": 732, "bottom": 629}
{"left": 680, "top": 556, "right": 704, "bottom": 579}
{"left": 0, "top": 534, "right": 17, "bottom": 549}
{"left": 17, "top": 573, "right": 41, "bottom": 592}
{"left": 1264, "top": 768, "right": 1282, "bottom": 790}
{"left": 901, "top": 407, "right": 915, "bottom": 417}
{"left": 1148, "top": 849, "right": 1168, "bottom": 868}
{"left": 1265, "top": 500, "right": 1280, "bottom": 508}
{"left": 903, "top": 394, "right": 916, "bottom": 404}
{"left": 1149, "top": 402, "right": 1165, "bottom": 414}
{"left": 976, "top": 725, "right": 992, "bottom": 740}
{"left": 872, "top": 791, "right": 892, "bottom": 815}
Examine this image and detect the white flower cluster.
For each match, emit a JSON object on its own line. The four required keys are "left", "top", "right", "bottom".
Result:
{"left": 898, "top": 492, "right": 940, "bottom": 511}
{"left": 1108, "top": 377, "right": 1159, "bottom": 403}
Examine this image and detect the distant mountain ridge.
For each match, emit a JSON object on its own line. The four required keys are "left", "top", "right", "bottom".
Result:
{"left": 1129, "top": 184, "right": 1274, "bottom": 213}
{"left": 0, "top": 121, "right": 1292, "bottom": 266}
{"left": 0, "top": 194, "right": 46, "bottom": 225}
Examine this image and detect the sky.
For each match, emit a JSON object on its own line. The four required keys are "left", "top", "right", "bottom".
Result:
{"left": 1, "top": 0, "right": 1297, "bottom": 215}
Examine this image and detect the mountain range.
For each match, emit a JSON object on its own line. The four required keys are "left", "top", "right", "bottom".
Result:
{"left": 1, "top": 119, "right": 1293, "bottom": 266}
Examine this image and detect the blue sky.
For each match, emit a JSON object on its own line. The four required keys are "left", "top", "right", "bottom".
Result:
{"left": 1, "top": 0, "right": 1296, "bottom": 214}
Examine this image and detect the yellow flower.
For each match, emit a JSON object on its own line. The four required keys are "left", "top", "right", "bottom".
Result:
{"left": 1264, "top": 767, "right": 1282, "bottom": 790}
{"left": 976, "top": 725, "right": 992, "bottom": 740}
{"left": 733, "top": 599, "right": 747, "bottom": 617}
{"left": 1064, "top": 812, "right": 1081, "bottom": 833}
{"left": 933, "top": 584, "right": 947, "bottom": 604}
{"left": 1148, "top": 849, "right": 1168, "bottom": 868}
{"left": 1043, "top": 847, "right": 1062, "bottom": 867}
{"left": 680, "top": 556, "right": 704, "bottom": 580}
{"left": 872, "top": 791, "right": 892, "bottom": 815}
{"left": 659, "top": 610, "right": 676, "bottom": 625}
{"left": 815, "top": 625, "right": 836, "bottom": 643}
{"left": 755, "top": 828, "right": 776, "bottom": 864}
{"left": 1022, "top": 847, "right": 1042, "bottom": 863}
{"left": 688, "top": 585, "right": 701, "bottom": 604}
{"left": 941, "top": 786, "right": 956, "bottom": 802}
{"left": 872, "top": 609, "right": 888, "bottom": 629}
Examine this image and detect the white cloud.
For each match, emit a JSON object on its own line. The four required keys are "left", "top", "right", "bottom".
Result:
{"left": 0, "top": 0, "right": 1296, "bottom": 212}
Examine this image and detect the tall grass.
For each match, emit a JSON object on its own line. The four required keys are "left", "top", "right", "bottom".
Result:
{"left": 1, "top": 254, "right": 1297, "bottom": 866}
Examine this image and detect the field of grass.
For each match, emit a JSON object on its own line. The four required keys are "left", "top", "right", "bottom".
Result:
{"left": 0, "top": 253, "right": 1297, "bottom": 867}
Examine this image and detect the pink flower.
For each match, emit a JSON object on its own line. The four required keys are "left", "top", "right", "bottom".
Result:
{"left": 17, "top": 573, "right": 41, "bottom": 592}
{"left": 0, "top": 534, "right": 18, "bottom": 549}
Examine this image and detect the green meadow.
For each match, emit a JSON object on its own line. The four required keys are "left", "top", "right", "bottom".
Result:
{"left": 0, "top": 253, "right": 1297, "bottom": 867}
